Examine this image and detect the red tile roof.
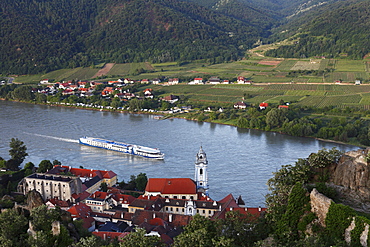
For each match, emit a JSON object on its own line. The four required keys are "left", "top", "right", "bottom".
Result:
{"left": 145, "top": 178, "right": 196, "bottom": 195}
{"left": 67, "top": 202, "right": 92, "bottom": 218}
{"left": 278, "top": 105, "right": 289, "bottom": 109}
{"left": 47, "top": 198, "right": 72, "bottom": 208}
{"left": 91, "top": 191, "right": 108, "bottom": 199}
{"left": 50, "top": 166, "right": 117, "bottom": 179}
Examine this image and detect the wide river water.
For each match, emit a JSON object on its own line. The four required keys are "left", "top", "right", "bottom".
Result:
{"left": 0, "top": 101, "right": 359, "bottom": 206}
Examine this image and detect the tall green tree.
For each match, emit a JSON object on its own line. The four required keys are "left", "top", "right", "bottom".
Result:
{"left": 135, "top": 173, "right": 148, "bottom": 191}
{"left": 8, "top": 138, "right": 28, "bottom": 170}
{"left": 37, "top": 160, "right": 53, "bottom": 173}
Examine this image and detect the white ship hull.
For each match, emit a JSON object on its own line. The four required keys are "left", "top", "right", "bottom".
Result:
{"left": 79, "top": 137, "right": 164, "bottom": 160}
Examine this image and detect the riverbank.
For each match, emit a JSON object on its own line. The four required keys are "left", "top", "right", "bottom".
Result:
{"left": 1, "top": 98, "right": 365, "bottom": 149}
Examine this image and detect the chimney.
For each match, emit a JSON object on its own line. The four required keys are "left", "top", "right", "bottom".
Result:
{"left": 258, "top": 206, "right": 261, "bottom": 212}
{"left": 153, "top": 212, "right": 156, "bottom": 219}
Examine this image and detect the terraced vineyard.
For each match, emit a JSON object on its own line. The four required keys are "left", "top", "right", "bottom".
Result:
{"left": 161, "top": 83, "right": 370, "bottom": 109}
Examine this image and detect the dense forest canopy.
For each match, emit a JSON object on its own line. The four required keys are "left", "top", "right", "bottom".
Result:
{"left": 0, "top": 0, "right": 368, "bottom": 75}
{"left": 265, "top": 0, "right": 370, "bottom": 59}
{"left": 0, "top": 0, "right": 273, "bottom": 75}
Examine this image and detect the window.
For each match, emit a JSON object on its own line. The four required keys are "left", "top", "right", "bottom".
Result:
{"left": 182, "top": 196, "right": 186, "bottom": 199}
{"left": 203, "top": 210, "right": 205, "bottom": 214}
{"left": 173, "top": 196, "right": 177, "bottom": 199}
{"left": 200, "top": 168, "right": 203, "bottom": 175}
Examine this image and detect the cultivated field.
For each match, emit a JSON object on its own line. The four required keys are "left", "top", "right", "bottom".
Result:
{"left": 11, "top": 56, "right": 370, "bottom": 110}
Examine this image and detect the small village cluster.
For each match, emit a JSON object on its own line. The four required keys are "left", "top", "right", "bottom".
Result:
{"left": 36, "top": 76, "right": 289, "bottom": 114}
{"left": 17, "top": 147, "right": 265, "bottom": 244}
{"left": 37, "top": 76, "right": 253, "bottom": 98}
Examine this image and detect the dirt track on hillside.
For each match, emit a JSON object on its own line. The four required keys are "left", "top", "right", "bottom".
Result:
{"left": 93, "top": 63, "right": 115, "bottom": 78}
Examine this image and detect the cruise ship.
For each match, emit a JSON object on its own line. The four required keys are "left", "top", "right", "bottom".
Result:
{"left": 79, "top": 137, "right": 165, "bottom": 160}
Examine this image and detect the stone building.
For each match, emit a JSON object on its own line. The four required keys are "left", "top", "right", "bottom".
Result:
{"left": 18, "top": 173, "right": 82, "bottom": 201}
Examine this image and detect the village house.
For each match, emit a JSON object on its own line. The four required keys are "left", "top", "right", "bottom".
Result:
{"left": 102, "top": 87, "right": 114, "bottom": 96}
{"left": 143, "top": 88, "right": 154, "bottom": 98}
{"left": 86, "top": 191, "right": 113, "bottom": 213}
{"left": 141, "top": 79, "right": 150, "bottom": 84}
{"left": 208, "top": 77, "right": 220, "bottom": 84}
{"left": 188, "top": 78, "right": 204, "bottom": 85}
{"left": 234, "top": 101, "right": 247, "bottom": 109}
{"left": 46, "top": 198, "right": 73, "bottom": 210}
{"left": 237, "top": 76, "right": 246, "bottom": 84}
{"left": 168, "top": 78, "right": 179, "bottom": 85}
{"left": 161, "top": 95, "right": 179, "bottom": 104}
{"left": 259, "top": 102, "right": 268, "bottom": 110}
{"left": 152, "top": 79, "right": 161, "bottom": 85}
{"left": 124, "top": 78, "right": 135, "bottom": 84}
{"left": 40, "top": 79, "right": 49, "bottom": 84}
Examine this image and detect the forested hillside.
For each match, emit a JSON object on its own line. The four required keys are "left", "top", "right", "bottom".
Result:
{"left": 266, "top": 0, "right": 370, "bottom": 59}
{"left": 0, "top": 0, "right": 272, "bottom": 75}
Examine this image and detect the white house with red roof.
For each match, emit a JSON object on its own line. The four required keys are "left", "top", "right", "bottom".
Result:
{"left": 259, "top": 102, "right": 269, "bottom": 110}
{"left": 86, "top": 191, "right": 112, "bottom": 213}
{"left": 102, "top": 87, "right": 114, "bottom": 96}
{"left": 188, "top": 78, "right": 204, "bottom": 85}
{"left": 237, "top": 76, "right": 246, "bottom": 84}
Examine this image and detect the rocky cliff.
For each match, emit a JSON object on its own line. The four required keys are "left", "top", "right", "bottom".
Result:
{"left": 328, "top": 148, "right": 370, "bottom": 212}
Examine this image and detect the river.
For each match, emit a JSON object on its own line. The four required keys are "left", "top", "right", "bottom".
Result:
{"left": 0, "top": 101, "right": 359, "bottom": 206}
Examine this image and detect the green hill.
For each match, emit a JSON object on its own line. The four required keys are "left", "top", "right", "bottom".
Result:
{"left": 0, "top": 0, "right": 274, "bottom": 75}
{"left": 265, "top": 0, "right": 370, "bottom": 59}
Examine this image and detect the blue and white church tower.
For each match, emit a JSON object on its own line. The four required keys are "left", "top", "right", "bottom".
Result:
{"left": 194, "top": 146, "right": 209, "bottom": 195}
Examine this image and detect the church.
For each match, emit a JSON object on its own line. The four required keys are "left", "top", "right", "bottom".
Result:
{"left": 127, "top": 147, "right": 263, "bottom": 219}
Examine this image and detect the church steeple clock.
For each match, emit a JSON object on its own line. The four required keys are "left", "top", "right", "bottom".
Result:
{"left": 195, "top": 146, "right": 209, "bottom": 195}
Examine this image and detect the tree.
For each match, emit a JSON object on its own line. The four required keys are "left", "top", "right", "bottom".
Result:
{"left": 173, "top": 214, "right": 219, "bottom": 247}
{"left": 53, "top": 160, "right": 62, "bottom": 166}
{"left": 100, "top": 182, "right": 108, "bottom": 192}
{"left": 12, "top": 86, "right": 34, "bottom": 101}
{"left": 37, "top": 160, "right": 53, "bottom": 173}
{"left": 9, "top": 138, "right": 28, "bottom": 167}
{"left": 128, "top": 98, "right": 143, "bottom": 111}
{"left": 120, "top": 228, "right": 165, "bottom": 247}
{"left": 266, "top": 108, "right": 287, "bottom": 128}
{"left": 135, "top": 173, "right": 148, "bottom": 191}
{"left": 0, "top": 208, "right": 28, "bottom": 246}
